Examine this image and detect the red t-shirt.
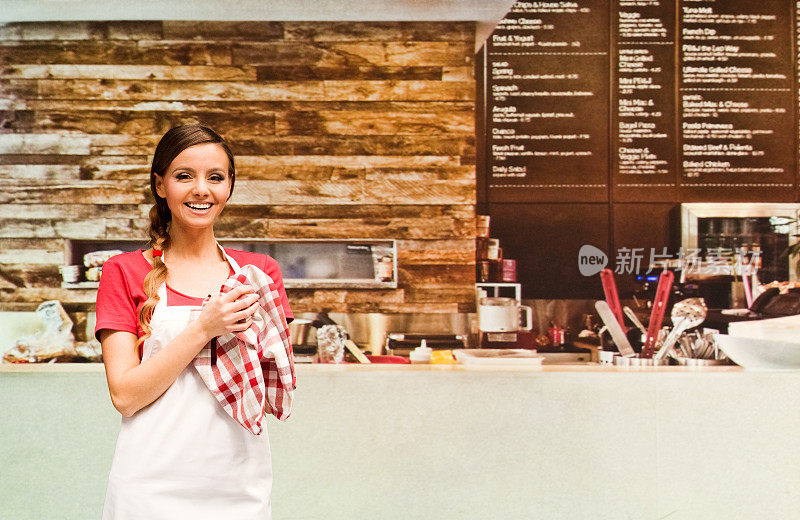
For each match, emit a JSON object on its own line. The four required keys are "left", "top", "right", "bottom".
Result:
{"left": 94, "top": 248, "right": 293, "bottom": 344}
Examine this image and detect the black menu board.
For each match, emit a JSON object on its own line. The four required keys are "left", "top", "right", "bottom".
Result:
{"left": 483, "top": 1, "right": 798, "bottom": 203}
{"left": 678, "top": 0, "right": 794, "bottom": 201}
{"left": 486, "top": 1, "right": 610, "bottom": 203}
{"left": 613, "top": 0, "right": 678, "bottom": 202}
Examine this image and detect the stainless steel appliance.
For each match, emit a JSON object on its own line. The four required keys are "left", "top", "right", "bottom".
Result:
{"left": 682, "top": 203, "right": 800, "bottom": 283}
{"left": 477, "top": 296, "right": 537, "bottom": 349}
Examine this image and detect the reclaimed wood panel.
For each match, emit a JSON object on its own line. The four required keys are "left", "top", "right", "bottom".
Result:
{"left": 282, "top": 22, "right": 474, "bottom": 42}
{"left": 237, "top": 155, "right": 462, "bottom": 168}
{"left": 161, "top": 21, "right": 283, "bottom": 41}
{"left": 0, "top": 218, "right": 107, "bottom": 239}
{"left": 231, "top": 42, "right": 473, "bottom": 67}
{"left": 0, "top": 203, "right": 145, "bottom": 219}
{"left": 0, "top": 131, "right": 473, "bottom": 157}
{"left": 0, "top": 21, "right": 476, "bottom": 314}
{"left": 262, "top": 217, "right": 473, "bottom": 240}
{"left": 0, "top": 238, "right": 65, "bottom": 265}
{"left": 0, "top": 165, "right": 82, "bottom": 180}
{"left": 10, "top": 99, "right": 477, "bottom": 113}
{"left": 397, "top": 239, "right": 476, "bottom": 265}
{"left": 227, "top": 179, "right": 474, "bottom": 206}
{"left": 273, "top": 110, "right": 473, "bottom": 136}
{"left": 255, "top": 66, "right": 445, "bottom": 81}
{"left": 0, "top": 21, "right": 163, "bottom": 41}
{"left": 0, "top": 64, "right": 257, "bottom": 81}
{"left": 0, "top": 287, "right": 99, "bottom": 305}
{"left": 6, "top": 109, "right": 471, "bottom": 140}
{"left": 5, "top": 78, "right": 474, "bottom": 102}
{"left": 0, "top": 134, "right": 91, "bottom": 154}
{"left": 0, "top": 22, "right": 105, "bottom": 41}
{"left": 0, "top": 181, "right": 147, "bottom": 204}
{"left": 0, "top": 41, "right": 233, "bottom": 66}
{"left": 0, "top": 264, "right": 60, "bottom": 287}
{"left": 222, "top": 204, "right": 474, "bottom": 220}
{"left": 397, "top": 264, "right": 475, "bottom": 288}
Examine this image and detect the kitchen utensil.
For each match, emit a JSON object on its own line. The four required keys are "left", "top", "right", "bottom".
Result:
{"left": 613, "top": 355, "right": 669, "bottom": 366}
{"left": 312, "top": 312, "right": 337, "bottom": 328}
{"left": 344, "top": 339, "right": 371, "bottom": 363}
{"left": 623, "top": 306, "right": 648, "bottom": 335}
{"left": 600, "top": 269, "right": 625, "bottom": 327}
{"left": 678, "top": 335, "right": 693, "bottom": 358}
{"left": 642, "top": 270, "right": 674, "bottom": 358}
{"left": 676, "top": 357, "right": 728, "bottom": 367}
{"left": 742, "top": 271, "right": 753, "bottom": 308}
{"left": 595, "top": 300, "right": 635, "bottom": 357}
{"left": 478, "top": 297, "right": 533, "bottom": 332}
{"left": 654, "top": 298, "right": 707, "bottom": 361}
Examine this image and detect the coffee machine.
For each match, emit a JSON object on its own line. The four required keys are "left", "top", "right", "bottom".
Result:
{"left": 476, "top": 283, "right": 537, "bottom": 348}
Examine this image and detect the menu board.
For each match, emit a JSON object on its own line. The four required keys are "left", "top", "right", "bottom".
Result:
{"left": 613, "top": 0, "right": 677, "bottom": 202}
{"left": 678, "top": 0, "right": 794, "bottom": 201}
{"left": 483, "top": 0, "right": 798, "bottom": 203}
{"left": 485, "top": 1, "right": 610, "bottom": 202}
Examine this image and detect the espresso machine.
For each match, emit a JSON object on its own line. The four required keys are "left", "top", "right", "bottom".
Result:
{"left": 476, "top": 284, "right": 537, "bottom": 348}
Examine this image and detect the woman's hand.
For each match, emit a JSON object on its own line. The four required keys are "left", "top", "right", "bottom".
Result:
{"left": 193, "top": 285, "right": 261, "bottom": 340}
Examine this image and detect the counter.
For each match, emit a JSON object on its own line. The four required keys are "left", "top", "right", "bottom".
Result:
{"left": 2, "top": 363, "right": 799, "bottom": 519}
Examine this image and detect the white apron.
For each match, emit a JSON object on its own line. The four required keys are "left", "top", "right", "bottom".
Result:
{"left": 102, "top": 247, "right": 272, "bottom": 520}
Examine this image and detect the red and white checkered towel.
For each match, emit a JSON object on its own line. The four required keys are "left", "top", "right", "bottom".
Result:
{"left": 192, "top": 265, "right": 295, "bottom": 435}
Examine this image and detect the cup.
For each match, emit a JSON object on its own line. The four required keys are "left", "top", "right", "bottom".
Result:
{"left": 59, "top": 265, "right": 81, "bottom": 283}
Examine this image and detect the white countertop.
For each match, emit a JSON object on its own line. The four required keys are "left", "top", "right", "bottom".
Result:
{"left": 0, "top": 361, "right": 747, "bottom": 373}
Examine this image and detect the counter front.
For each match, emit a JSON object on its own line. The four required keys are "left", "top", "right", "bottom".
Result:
{"left": 1, "top": 363, "right": 798, "bottom": 519}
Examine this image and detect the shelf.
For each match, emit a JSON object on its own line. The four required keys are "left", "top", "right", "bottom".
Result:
{"left": 62, "top": 238, "right": 399, "bottom": 290}
{"left": 61, "top": 281, "right": 99, "bottom": 289}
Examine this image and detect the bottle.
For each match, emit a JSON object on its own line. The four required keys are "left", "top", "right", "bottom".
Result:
{"left": 377, "top": 255, "right": 394, "bottom": 282}
{"left": 486, "top": 239, "right": 500, "bottom": 260}
{"left": 409, "top": 339, "right": 432, "bottom": 364}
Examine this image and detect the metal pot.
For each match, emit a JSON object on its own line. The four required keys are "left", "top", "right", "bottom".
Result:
{"left": 288, "top": 318, "right": 313, "bottom": 347}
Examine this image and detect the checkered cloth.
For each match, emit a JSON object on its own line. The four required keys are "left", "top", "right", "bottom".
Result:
{"left": 192, "top": 265, "right": 295, "bottom": 435}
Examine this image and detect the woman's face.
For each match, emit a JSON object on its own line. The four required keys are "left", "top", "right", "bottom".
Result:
{"left": 155, "top": 143, "right": 232, "bottom": 231}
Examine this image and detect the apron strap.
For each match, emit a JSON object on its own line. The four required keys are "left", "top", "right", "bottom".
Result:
{"left": 216, "top": 241, "right": 241, "bottom": 272}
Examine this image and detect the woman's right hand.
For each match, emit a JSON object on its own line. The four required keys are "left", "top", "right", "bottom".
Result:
{"left": 193, "top": 285, "right": 261, "bottom": 341}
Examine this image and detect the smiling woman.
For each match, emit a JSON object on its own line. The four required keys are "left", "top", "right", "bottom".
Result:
{"left": 93, "top": 124, "right": 294, "bottom": 520}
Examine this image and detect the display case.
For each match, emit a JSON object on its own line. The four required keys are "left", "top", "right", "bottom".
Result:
{"left": 62, "top": 239, "right": 398, "bottom": 289}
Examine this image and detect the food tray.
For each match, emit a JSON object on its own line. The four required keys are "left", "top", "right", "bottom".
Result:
{"left": 453, "top": 349, "right": 543, "bottom": 365}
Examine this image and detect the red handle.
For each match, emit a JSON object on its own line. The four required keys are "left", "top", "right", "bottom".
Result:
{"left": 641, "top": 270, "right": 674, "bottom": 358}
{"left": 599, "top": 269, "right": 625, "bottom": 328}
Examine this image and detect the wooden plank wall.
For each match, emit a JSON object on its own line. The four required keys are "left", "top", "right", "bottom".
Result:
{"left": 0, "top": 21, "right": 476, "bottom": 328}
